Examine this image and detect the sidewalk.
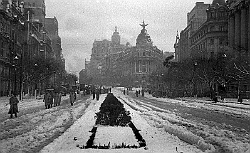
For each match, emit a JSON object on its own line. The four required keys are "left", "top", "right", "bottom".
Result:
{"left": 0, "top": 95, "right": 69, "bottom": 115}
{"left": 176, "top": 97, "right": 250, "bottom": 110}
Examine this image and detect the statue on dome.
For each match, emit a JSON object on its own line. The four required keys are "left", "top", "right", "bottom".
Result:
{"left": 140, "top": 20, "right": 148, "bottom": 29}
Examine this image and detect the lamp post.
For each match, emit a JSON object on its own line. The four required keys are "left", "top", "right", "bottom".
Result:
{"left": 13, "top": 55, "right": 19, "bottom": 95}
{"left": 193, "top": 62, "right": 198, "bottom": 97}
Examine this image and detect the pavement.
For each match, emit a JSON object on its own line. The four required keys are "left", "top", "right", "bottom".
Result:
{"left": 176, "top": 97, "right": 250, "bottom": 110}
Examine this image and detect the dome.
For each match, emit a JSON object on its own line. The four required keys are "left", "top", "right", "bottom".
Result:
{"left": 212, "top": 0, "right": 226, "bottom": 6}
{"left": 111, "top": 26, "right": 120, "bottom": 45}
{"left": 136, "top": 21, "right": 153, "bottom": 46}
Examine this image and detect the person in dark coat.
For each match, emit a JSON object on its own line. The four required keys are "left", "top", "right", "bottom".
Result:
{"left": 8, "top": 94, "right": 19, "bottom": 118}
{"left": 96, "top": 89, "right": 100, "bottom": 101}
{"left": 135, "top": 90, "right": 138, "bottom": 97}
{"left": 49, "top": 92, "right": 53, "bottom": 108}
{"left": 70, "top": 91, "right": 75, "bottom": 106}
{"left": 92, "top": 89, "right": 96, "bottom": 100}
{"left": 142, "top": 89, "right": 144, "bottom": 97}
{"left": 43, "top": 92, "right": 50, "bottom": 109}
{"left": 54, "top": 92, "right": 58, "bottom": 107}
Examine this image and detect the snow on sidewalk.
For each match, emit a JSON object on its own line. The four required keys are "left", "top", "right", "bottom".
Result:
{"left": 40, "top": 91, "right": 203, "bottom": 153}
{"left": 0, "top": 96, "right": 69, "bottom": 115}
{"left": 144, "top": 93, "right": 250, "bottom": 118}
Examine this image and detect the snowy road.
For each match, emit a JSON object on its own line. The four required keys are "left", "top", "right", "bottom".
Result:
{"left": 40, "top": 91, "right": 204, "bottom": 153}
{"left": 131, "top": 95, "right": 250, "bottom": 133}
{"left": 0, "top": 95, "right": 91, "bottom": 153}
{"left": 122, "top": 91, "right": 250, "bottom": 153}
{"left": 1, "top": 89, "right": 249, "bottom": 153}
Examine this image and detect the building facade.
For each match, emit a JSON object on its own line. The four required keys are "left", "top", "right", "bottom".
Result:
{"left": 228, "top": 0, "right": 250, "bottom": 58}
{"left": 0, "top": 0, "right": 64, "bottom": 97}
{"left": 87, "top": 22, "right": 163, "bottom": 87}
{"left": 190, "top": 0, "right": 228, "bottom": 59}
{"left": 0, "top": 0, "right": 26, "bottom": 96}
{"left": 176, "top": 2, "right": 210, "bottom": 62}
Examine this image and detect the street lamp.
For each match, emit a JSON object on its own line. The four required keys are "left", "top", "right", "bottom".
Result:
{"left": 13, "top": 55, "right": 19, "bottom": 96}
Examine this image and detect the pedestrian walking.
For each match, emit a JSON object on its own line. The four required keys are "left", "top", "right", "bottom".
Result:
{"left": 123, "top": 89, "right": 126, "bottom": 95}
{"left": 70, "top": 91, "right": 75, "bottom": 106}
{"left": 142, "top": 89, "right": 144, "bottom": 97}
{"left": 49, "top": 92, "right": 54, "bottom": 108}
{"left": 43, "top": 92, "right": 50, "bottom": 109}
{"left": 92, "top": 89, "right": 96, "bottom": 100}
{"left": 54, "top": 92, "right": 59, "bottom": 107}
{"left": 8, "top": 93, "right": 19, "bottom": 118}
{"left": 96, "top": 89, "right": 100, "bottom": 101}
{"left": 135, "top": 90, "right": 138, "bottom": 97}
{"left": 138, "top": 90, "right": 140, "bottom": 95}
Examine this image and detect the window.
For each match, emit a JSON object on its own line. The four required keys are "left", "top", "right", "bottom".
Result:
{"left": 143, "top": 52, "right": 146, "bottom": 56}
{"left": 141, "top": 61, "right": 146, "bottom": 72}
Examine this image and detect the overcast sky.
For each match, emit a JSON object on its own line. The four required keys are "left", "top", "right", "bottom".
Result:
{"left": 45, "top": 0, "right": 213, "bottom": 74}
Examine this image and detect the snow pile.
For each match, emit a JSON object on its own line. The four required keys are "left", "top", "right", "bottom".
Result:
{"left": 41, "top": 91, "right": 203, "bottom": 153}
{"left": 116, "top": 89, "right": 250, "bottom": 153}
{"left": 0, "top": 95, "right": 91, "bottom": 153}
{"left": 94, "top": 126, "right": 138, "bottom": 147}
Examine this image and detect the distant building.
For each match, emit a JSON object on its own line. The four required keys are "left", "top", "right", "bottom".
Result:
{"left": 87, "top": 22, "right": 163, "bottom": 87}
{"left": 176, "top": 2, "right": 210, "bottom": 62}
{"left": 190, "top": 0, "right": 228, "bottom": 59}
{"left": 116, "top": 21, "right": 163, "bottom": 87}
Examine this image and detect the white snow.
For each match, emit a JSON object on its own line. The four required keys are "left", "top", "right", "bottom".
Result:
{"left": 1, "top": 89, "right": 249, "bottom": 153}
{"left": 0, "top": 95, "right": 90, "bottom": 153}
{"left": 40, "top": 90, "right": 204, "bottom": 153}
{"left": 94, "top": 126, "right": 138, "bottom": 147}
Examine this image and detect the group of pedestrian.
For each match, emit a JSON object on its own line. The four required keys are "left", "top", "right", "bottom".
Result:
{"left": 92, "top": 88, "right": 100, "bottom": 101}
{"left": 43, "top": 90, "right": 62, "bottom": 109}
{"left": 135, "top": 89, "right": 144, "bottom": 97}
{"left": 123, "top": 88, "right": 130, "bottom": 95}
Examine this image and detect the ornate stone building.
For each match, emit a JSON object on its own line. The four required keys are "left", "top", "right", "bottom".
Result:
{"left": 176, "top": 2, "right": 210, "bottom": 62}
{"left": 190, "top": 0, "right": 228, "bottom": 59}
{"left": 228, "top": 0, "right": 250, "bottom": 58}
{"left": 87, "top": 22, "right": 163, "bottom": 87}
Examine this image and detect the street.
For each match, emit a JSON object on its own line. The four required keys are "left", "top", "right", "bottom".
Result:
{"left": 0, "top": 89, "right": 250, "bottom": 153}
{"left": 124, "top": 90, "right": 250, "bottom": 152}
{"left": 0, "top": 94, "right": 91, "bottom": 153}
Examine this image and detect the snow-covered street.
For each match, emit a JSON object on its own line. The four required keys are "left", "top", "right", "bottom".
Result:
{"left": 0, "top": 88, "right": 250, "bottom": 153}
{"left": 40, "top": 90, "right": 203, "bottom": 153}
{"left": 0, "top": 95, "right": 91, "bottom": 153}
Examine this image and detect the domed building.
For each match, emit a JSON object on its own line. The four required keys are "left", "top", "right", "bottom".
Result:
{"left": 113, "top": 21, "right": 164, "bottom": 87}
{"left": 87, "top": 21, "right": 164, "bottom": 87}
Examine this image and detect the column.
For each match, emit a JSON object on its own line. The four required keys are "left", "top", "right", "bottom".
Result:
{"left": 248, "top": 5, "right": 250, "bottom": 57}
{"left": 235, "top": 10, "right": 241, "bottom": 49}
{"left": 241, "top": 8, "right": 247, "bottom": 51}
{"left": 229, "top": 14, "right": 235, "bottom": 49}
